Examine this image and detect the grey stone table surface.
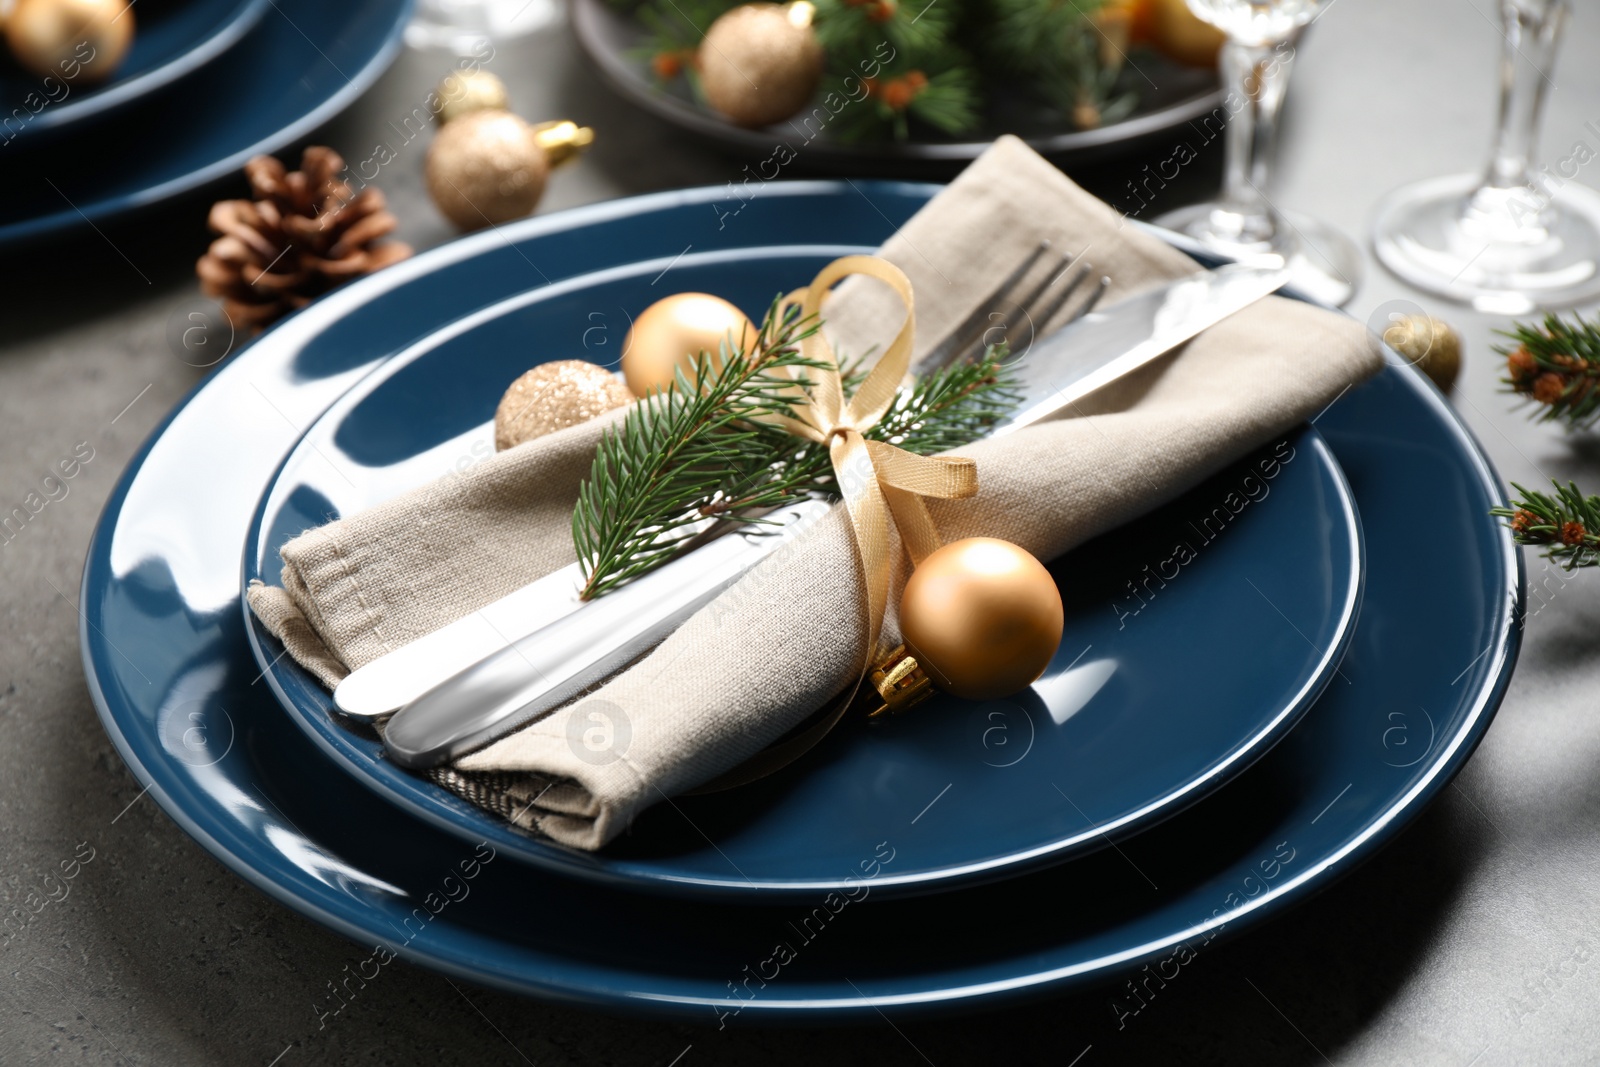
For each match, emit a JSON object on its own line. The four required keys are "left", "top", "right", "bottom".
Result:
{"left": 3, "top": 0, "right": 1599, "bottom": 1062}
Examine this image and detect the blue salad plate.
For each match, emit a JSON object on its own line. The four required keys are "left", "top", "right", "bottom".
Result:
{"left": 81, "top": 181, "right": 1521, "bottom": 1018}
{"left": 0, "top": 0, "right": 411, "bottom": 247}
{"left": 241, "top": 245, "right": 1364, "bottom": 899}
{"left": 0, "top": 0, "right": 271, "bottom": 138}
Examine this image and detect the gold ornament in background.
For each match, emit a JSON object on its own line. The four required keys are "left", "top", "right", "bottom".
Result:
{"left": 5, "top": 0, "right": 133, "bottom": 81}
{"left": 899, "top": 537, "right": 1064, "bottom": 701}
{"left": 698, "top": 1, "right": 823, "bottom": 128}
{"left": 1147, "top": 0, "right": 1224, "bottom": 68}
{"left": 620, "top": 292, "right": 756, "bottom": 397}
{"left": 435, "top": 69, "right": 511, "bottom": 125}
{"left": 494, "top": 360, "right": 636, "bottom": 450}
{"left": 424, "top": 111, "right": 594, "bottom": 230}
{"left": 1384, "top": 314, "right": 1463, "bottom": 393}
{"left": 425, "top": 110, "right": 546, "bottom": 229}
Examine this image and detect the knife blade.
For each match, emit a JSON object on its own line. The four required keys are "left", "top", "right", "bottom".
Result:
{"left": 363, "top": 263, "right": 1287, "bottom": 767}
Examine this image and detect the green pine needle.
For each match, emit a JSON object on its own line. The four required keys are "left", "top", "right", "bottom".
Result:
{"left": 1492, "top": 480, "right": 1600, "bottom": 569}
{"left": 572, "top": 300, "right": 1022, "bottom": 600}
{"left": 1499, "top": 312, "right": 1600, "bottom": 430}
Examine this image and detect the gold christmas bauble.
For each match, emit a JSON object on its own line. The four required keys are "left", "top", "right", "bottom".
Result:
{"left": 435, "top": 69, "right": 510, "bottom": 125}
{"left": 1383, "top": 314, "right": 1462, "bottom": 393}
{"left": 494, "top": 360, "right": 636, "bottom": 450}
{"left": 698, "top": 2, "right": 822, "bottom": 128}
{"left": 900, "top": 537, "right": 1064, "bottom": 701}
{"left": 425, "top": 110, "right": 548, "bottom": 230}
{"left": 5, "top": 0, "right": 133, "bottom": 81}
{"left": 620, "top": 293, "right": 756, "bottom": 397}
{"left": 1148, "top": 0, "right": 1224, "bottom": 68}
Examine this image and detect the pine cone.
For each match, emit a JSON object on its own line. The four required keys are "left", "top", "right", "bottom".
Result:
{"left": 196, "top": 147, "right": 412, "bottom": 334}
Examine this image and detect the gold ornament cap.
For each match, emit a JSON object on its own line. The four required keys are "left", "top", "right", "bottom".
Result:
{"left": 865, "top": 645, "right": 935, "bottom": 720}
{"left": 495, "top": 360, "right": 635, "bottom": 450}
{"left": 530, "top": 120, "right": 596, "bottom": 169}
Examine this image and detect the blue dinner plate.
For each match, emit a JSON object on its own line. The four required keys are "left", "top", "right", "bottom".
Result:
{"left": 241, "top": 245, "right": 1363, "bottom": 899}
{"left": 0, "top": 0, "right": 271, "bottom": 138}
{"left": 81, "top": 182, "right": 1520, "bottom": 1018}
{"left": 0, "top": 0, "right": 411, "bottom": 246}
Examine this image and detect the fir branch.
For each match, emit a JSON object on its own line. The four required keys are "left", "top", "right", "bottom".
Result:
{"left": 571, "top": 299, "right": 824, "bottom": 599}
{"left": 573, "top": 326, "right": 1021, "bottom": 599}
{"left": 1492, "top": 480, "right": 1600, "bottom": 569}
{"left": 1499, "top": 312, "right": 1600, "bottom": 430}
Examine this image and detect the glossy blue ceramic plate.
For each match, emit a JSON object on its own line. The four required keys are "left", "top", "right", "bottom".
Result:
{"left": 0, "top": 0, "right": 271, "bottom": 137}
{"left": 241, "top": 247, "right": 1363, "bottom": 899}
{"left": 82, "top": 182, "right": 1520, "bottom": 1018}
{"left": 0, "top": 0, "right": 410, "bottom": 246}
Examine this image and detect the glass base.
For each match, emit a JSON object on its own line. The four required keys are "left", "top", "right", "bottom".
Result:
{"left": 406, "top": 0, "right": 557, "bottom": 52}
{"left": 1155, "top": 202, "right": 1362, "bottom": 308}
{"left": 1372, "top": 171, "right": 1600, "bottom": 314}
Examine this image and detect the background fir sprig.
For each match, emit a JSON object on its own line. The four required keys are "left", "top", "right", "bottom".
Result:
{"left": 1493, "top": 481, "right": 1600, "bottom": 569}
{"left": 572, "top": 299, "right": 1022, "bottom": 600}
{"left": 1500, "top": 312, "right": 1600, "bottom": 430}
{"left": 618, "top": 0, "right": 1138, "bottom": 143}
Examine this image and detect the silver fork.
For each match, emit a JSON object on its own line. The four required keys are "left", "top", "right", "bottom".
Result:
{"left": 915, "top": 240, "right": 1110, "bottom": 376}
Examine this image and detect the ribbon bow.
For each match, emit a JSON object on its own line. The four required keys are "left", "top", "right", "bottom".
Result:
{"left": 768, "top": 255, "right": 980, "bottom": 672}
{"left": 698, "top": 256, "right": 978, "bottom": 791}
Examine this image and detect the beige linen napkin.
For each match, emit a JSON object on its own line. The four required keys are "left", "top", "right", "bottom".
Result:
{"left": 248, "top": 135, "right": 1384, "bottom": 849}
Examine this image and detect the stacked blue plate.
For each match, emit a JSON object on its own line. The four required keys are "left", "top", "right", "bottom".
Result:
{"left": 0, "top": 0, "right": 413, "bottom": 247}
{"left": 82, "top": 180, "right": 1522, "bottom": 1018}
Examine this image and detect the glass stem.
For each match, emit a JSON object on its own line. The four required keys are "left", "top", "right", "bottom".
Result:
{"left": 1483, "top": 0, "right": 1567, "bottom": 191}
{"left": 1216, "top": 36, "right": 1297, "bottom": 242}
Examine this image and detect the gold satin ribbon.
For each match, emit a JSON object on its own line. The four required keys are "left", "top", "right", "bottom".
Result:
{"left": 769, "top": 255, "right": 978, "bottom": 667}
{"left": 695, "top": 255, "right": 976, "bottom": 791}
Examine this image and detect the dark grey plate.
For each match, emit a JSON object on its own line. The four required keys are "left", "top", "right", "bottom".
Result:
{"left": 570, "top": 0, "right": 1226, "bottom": 177}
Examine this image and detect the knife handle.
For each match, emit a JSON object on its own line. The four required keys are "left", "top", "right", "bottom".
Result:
{"left": 383, "top": 499, "right": 832, "bottom": 768}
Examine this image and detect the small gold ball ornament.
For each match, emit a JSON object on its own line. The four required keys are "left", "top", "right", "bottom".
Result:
{"left": 620, "top": 293, "right": 756, "bottom": 396}
{"left": 494, "top": 360, "right": 636, "bottom": 450}
{"left": 425, "top": 110, "right": 548, "bottom": 230}
{"left": 699, "top": 2, "right": 823, "bottom": 128}
{"left": 5, "top": 0, "right": 133, "bottom": 81}
{"left": 900, "top": 537, "right": 1064, "bottom": 701}
{"left": 1384, "top": 314, "right": 1462, "bottom": 393}
{"left": 435, "top": 69, "right": 511, "bottom": 125}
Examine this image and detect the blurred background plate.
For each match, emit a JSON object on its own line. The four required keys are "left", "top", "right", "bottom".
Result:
{"left": 0, "top": 0, "right": 412, "bottom": 248}
{"left": 0, "top": 0, "right": 271, "bottom": 138}
{"left": 570, "top": 0, "right": 1226, "bottom": 178}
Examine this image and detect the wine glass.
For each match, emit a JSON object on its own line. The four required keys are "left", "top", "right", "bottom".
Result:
{"left": 406, "top": 0, "right": 556, "bottom": 53}
{"left": 1371, "top": 0, "right": 1600, "bottom": 313}
{"left": 1156, "top": 0, "right": 1363, "bottom": 308}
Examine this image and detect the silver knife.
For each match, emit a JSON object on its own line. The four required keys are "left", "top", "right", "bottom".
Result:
{"left": 368, "top": 263, "right": 1288, "bottom": 768}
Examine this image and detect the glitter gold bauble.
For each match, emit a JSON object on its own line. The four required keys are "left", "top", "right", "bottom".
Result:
{"left": 425, "top": 110, "right": 547, "bottom": 230}
{"left": 1384, "top": 314, "right": 1462, "bottom": 394}
{"left": 899, "top": 537, "right": 1064, "bottom": 701}
{"left": 5, "top": 0, "right": 133, "bottom": 81}
{"left": 698, "top": 2, "right": 822, "bottom": 128}
{"left": 494, "top": 360, "right": 636, "bottom": 450}
{"left": 435, "top": 69, "right": 511, "bottom": 125}
{"left": 620, "top": 293, "right": 756, "bottom": 397}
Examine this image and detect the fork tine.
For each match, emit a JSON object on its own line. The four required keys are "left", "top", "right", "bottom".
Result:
{"left": 1026, "top": 260, "right": 1095, "bottom": 338}
{"left": 915, "top": 239, "right": 1051, "bottom": 374}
